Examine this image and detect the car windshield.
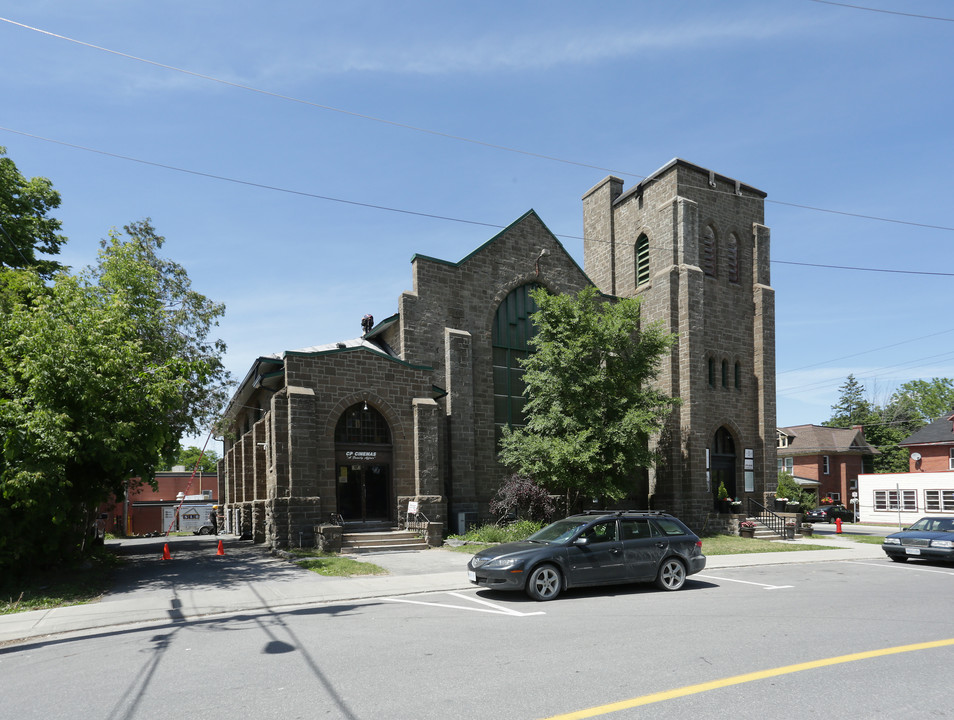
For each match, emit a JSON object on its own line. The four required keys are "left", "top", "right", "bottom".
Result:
{"left": 528, "top": 520, "right": 587, "bottom": 544}
{"left": 908, "top": 518, "right": 954, "bottom": 532}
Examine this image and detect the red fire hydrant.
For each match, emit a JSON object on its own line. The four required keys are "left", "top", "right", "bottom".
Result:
{"left": 835, "top": 517, "right": 843, "bottom": 534}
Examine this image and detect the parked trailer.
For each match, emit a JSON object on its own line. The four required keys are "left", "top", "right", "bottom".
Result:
{"left": 162, "top": 503, "right": 214, "bottom": 533}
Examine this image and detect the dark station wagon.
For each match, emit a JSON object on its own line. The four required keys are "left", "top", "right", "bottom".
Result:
{"left": 467, "top": 510, "right": 706, "bottom": 601}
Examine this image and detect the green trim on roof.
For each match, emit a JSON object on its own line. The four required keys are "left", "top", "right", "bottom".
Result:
{"left": 365, "top": 312, "right": 399, "bottom": 338}
{"left": 283, "top": 345, "right": 433, "bottom": 372}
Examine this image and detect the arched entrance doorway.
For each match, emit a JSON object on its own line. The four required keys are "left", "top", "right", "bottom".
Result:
{"left": 711, "top": 427, "right": 737, "bottom": 508}
{"left": 335, "top": 403, "right": 392, "bottom": 522}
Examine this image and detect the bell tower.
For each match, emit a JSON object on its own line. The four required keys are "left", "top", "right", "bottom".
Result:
{"left": 582, "top": 159, "right": 776, "bottom": 527}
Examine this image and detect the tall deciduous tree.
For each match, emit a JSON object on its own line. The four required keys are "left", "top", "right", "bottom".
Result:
{"left": 891, "top": 378, "right": 954, "bottom": 424}
{"left": 0, "top": 146, "right": 66, "bottom": 278}
{"left": 497, "top": 286, "right": 678, "bottom": 507}
{"left": 165, "top": 445, "right": 220, "bottom": 474}
{"left": 0, "top": 221, "right": 231, "bottom": 573}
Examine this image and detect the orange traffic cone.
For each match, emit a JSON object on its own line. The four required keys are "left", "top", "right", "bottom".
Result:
{"left": 162, "top": 543, "right": 171, "bottom": 560}
{"left": 216, "top": 539, "right": 225, "bottom": 556}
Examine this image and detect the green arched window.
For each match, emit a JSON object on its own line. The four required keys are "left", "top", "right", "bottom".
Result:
{"left": 492, "top": 284, "right": 540, "bottom": 438}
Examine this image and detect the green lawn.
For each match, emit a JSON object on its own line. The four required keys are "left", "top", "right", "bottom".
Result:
{"left": 699, "top": 534, "right": 836, "bottom": 555}
{"left": 287, "top": 550, "right": 388, "bottom": 577}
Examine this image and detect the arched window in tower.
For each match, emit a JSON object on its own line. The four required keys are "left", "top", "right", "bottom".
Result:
{"left": 727, "top": 233, "right": 739, "bottom": 283}
{"left": 721, "top": 359, "right": 729, "bottom": 388}
{"left": 707, "top": 356, "right": 715, "bottom": 388}
{"left": 735, "top": 361, "right": 742, "bottom": 389}
{"left": 635, "top": 234, "right": 650, "bottom": 288}
{"left": 702, "top": 225, "right": 717, "bottom": 277}
{"left": 492, "top": 284, "right": 541, "bottom": 442}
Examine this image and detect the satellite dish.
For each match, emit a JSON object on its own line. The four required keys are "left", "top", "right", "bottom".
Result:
{"left": 911, "top": 452, "right": 922, "bottom": 461}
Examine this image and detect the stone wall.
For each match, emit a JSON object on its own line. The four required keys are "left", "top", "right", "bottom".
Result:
{"left": 397, "top": 211, "right": 592, "bottom": 522}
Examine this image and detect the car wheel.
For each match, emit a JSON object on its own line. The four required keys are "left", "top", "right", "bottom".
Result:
{"left": 655, "top": 558, "right": 687, "bottom": 591}
{"left": 889, "top": 555, "right": 908, "bottom": 563}
{"left": 199, "top": 527, "right": 210, "bottom": 535}
{"left": 526, "top": 564, "right": 562, "bottom": 601}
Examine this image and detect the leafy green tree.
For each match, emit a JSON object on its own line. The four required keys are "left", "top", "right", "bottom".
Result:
{"left": 497, "top": 286, "right": 678, "bottom": 508}
{"left": 0, "top": 222, "right": 231, "bottom": 573}
{"left": 890, "top": 378, "right": 954, "bottom": 424}
{"left": 776, "top": 471, "right": 815, "bottom": 508}
{"left": 166, "top": 445, "right": 220, "bottom": 474}
{"left": 0, "top": 146, "right": 66, "bottom": 278}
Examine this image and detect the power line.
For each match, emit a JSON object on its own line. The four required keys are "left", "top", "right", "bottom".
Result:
{"left": 3, "top": 16, "right": 953, "bottom": 236}
{"left": 774, "top": 260, "right": 954, "bottom": 277}
{"left": 4, "top": 125, "right": 953, "bottom": 280}
{"left": 777, "top": 349, "right": 954, "bottom": 396}
{"left": 0, "top": 126, "right": 509, "bottom": 233}
{"left": 779, "top": 328, "right": 954, "bottom": 374}
{"left": 0, "top": 16, "right": 642, "bottom": 181}
{"left": 807, "top": 0, "right": 954, "bottom": 23}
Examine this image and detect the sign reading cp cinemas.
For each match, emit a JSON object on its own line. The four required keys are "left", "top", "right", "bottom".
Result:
{"left": 345, "top": 451, "right": 378, "bottom": 460}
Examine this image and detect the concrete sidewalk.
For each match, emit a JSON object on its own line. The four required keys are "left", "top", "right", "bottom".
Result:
{"left": 0, "top": 533, "right": 887, "bottom": 647}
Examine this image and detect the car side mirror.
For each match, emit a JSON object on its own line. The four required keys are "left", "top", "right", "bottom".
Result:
{"left": 574, "top": 536, "right": 590, "bottom": 546}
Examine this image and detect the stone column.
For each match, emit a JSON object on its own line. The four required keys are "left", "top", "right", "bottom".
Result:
{"left": 752, "top": 223, "right": 776, "bottom": 497}
{"left": 413, "top": 397, "right": 441, "bottom": 496}
{"left": 445, "top": 328, "right": 476, "bottom": 531}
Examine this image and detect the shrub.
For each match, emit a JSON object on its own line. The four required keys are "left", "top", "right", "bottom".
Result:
{"left": 489, "top": 475, "right": 557, "bottom": 523}
{"left": 451, "top": 519, "right": 544, "bottom": 544}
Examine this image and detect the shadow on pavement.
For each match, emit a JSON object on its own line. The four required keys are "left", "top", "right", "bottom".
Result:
{"left": 104, "top": 535, "right": 311, "bottom": 599}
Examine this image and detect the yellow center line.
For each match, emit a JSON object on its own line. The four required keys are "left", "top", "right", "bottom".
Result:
{"left": 542, "top": 638, "right": 954, "bottom": 720}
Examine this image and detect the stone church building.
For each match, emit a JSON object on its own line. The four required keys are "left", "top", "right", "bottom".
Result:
{"left": 218, "top": 158, "right": 777, "bottom": 547}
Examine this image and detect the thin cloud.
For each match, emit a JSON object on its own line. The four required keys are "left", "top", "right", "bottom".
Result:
{"left": 265, "top": 16, "right": 817, "bottom": 78}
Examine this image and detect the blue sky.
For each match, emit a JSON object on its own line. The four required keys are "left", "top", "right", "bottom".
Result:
{"left": 2, "top": 1, "right": 952, "bottom": 453}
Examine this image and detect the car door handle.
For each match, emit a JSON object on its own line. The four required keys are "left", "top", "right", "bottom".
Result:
{"left": 655, "top": 542, "right": 666, "bottom": 548}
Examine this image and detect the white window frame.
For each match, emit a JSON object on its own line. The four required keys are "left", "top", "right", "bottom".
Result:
{"left": 949, "top": 448, "right": 954, "bottom": 470}
{"left": 778, "top": 457, "right": 793, "bottom": 473}
{"left": 822, "top": 455, "right": 830, "bottom": 475}
{"left": 874, "top": 489, "right": 917, "bottom": 512}
{"left": 925, "top": 490, "right": 954, "bottom": 512}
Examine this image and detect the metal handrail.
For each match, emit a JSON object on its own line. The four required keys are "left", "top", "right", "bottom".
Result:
{"left": 405, "top": 510, "right": 430, "bottom": 535}
{"left": 746, "top": 498, "right": 791, "bottom": 539}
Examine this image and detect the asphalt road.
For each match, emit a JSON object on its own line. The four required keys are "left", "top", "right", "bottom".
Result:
{"left": 1, "top": 552, "right": 952, "bottom": 719}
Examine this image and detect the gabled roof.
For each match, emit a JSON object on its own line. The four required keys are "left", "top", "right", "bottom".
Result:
{"left": 409, "top": 209, "right": 593, "bottom": 285}
{"left": 777, "top": 424, "right": 879, "bottom": 456}
{"left": 899, "top": 414, "right": 954, "bottom": 447}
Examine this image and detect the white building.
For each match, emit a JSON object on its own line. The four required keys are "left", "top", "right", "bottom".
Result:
{"left": 856, "top": 471, "right": 954, "bottom": 527}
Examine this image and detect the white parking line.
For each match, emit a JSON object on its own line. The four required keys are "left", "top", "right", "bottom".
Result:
{"left": 381, "top": 592, "right": 546, "bottom": 616}
{"left": 851, "top": 561, "right": 954, "bottom": 576}
{"left": 696, "top": 574, "right": 793, "bottom": 590}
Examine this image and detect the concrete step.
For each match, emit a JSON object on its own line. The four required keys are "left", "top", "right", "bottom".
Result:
{"left": 341, "top": 529, "right": 428, "bottom": 553}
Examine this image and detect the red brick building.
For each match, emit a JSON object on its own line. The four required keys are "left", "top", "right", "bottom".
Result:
{"left": 98, "top": 470, "right": 219, "bottom": 535}
{"left": 900, "top": 413, "right": 954, "bottom": 472}
{"left": 776, "top": 424, "right": 878, "bottom": 504}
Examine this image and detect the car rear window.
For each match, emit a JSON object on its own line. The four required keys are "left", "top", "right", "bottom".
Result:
{"left": 652, "top": 518, "right": 689, "bottom": 536}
